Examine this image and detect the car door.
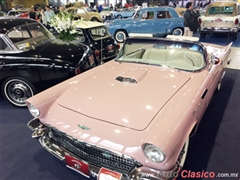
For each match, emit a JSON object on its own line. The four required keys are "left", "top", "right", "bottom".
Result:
{"left": 135, "top": 10, "right": 158, "bottom": 35}
{"left": 155, "top": 10, "right": 172, "bottom": 36}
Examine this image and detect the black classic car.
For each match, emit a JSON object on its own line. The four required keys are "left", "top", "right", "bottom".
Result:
{"left": 0, "top": 17, "right": 96, "bottom": 107}
{"left": 75, "top": 21, "right": 120, "bottom": 63}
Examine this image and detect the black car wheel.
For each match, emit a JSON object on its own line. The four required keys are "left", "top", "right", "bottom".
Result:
{"left": 117, "top": 14, "right": 122, "bottom": 19}
{"left": 1, "top": 77, "right": 36, "bottom": 107}
{"left": 115, "top": 30, "right": 127, "bottom": 43}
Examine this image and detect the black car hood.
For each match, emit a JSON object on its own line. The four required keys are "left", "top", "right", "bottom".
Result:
{"left": 19, "top": 40, "right": 88, "bottom": 62}
{"left": 38, "top": 41, "right": 87, "bottom": 60}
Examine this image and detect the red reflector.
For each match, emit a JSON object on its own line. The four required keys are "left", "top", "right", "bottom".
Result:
{"left": 198, "top": 18, "right": 202, "bottom": 24}
{"left": 235, "top": 19, "right": 239, "bottom": 25}
{"left": 95, "top": 50, "right": 100, "bottom": 56}
{"left": 117, "top": 43, "right": 121, "bottom": 49}
{"left": 75, "top": 67, "right": 81, "bottom": 75}
{"left": 88, "top": 55, "right": 94, "bottom": 65}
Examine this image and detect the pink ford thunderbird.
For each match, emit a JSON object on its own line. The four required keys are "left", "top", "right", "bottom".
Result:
{"left": 26, "top": 35, "right": 232, "bottom": 180}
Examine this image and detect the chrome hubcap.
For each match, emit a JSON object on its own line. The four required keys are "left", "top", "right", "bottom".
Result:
{"left": 5, "top": 80, "right": 33, "bottom": 105}
{"left": 116, "top": 33, "right": 125, "bottom": 42}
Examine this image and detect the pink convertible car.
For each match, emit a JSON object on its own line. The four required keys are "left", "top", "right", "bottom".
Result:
{"left": 27, "top": 35, "right": 232, "bottom": 180}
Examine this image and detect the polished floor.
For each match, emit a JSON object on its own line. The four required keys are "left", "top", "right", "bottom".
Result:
{"left": 0, "top": 33, "right": 240, "bottom": 180}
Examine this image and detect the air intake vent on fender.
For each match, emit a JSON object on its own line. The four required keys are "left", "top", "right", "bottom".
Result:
{"left": 116, "top": 76, "right": 137, "bottom": 84}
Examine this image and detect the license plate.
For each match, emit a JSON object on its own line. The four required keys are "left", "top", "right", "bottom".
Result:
{"left": 98, "top": 168, "right": 122, "bottom": 180}
{"left": 65, "top": 154, "right": 90, "bottom": 178}
{"left": 214, "top": 18, "right": 222, "bottom": 23}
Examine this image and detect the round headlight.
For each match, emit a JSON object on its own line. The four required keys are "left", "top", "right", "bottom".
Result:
{"left": 143, "top": 143, "right": 165, "bottom": 163}
{"left": 29, "top": 104, "right": 40, "bottom": 117}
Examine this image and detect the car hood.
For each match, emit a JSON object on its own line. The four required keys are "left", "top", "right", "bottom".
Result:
{"left": 111, "top": 18, "right": 133, "bottom": 24}
{"left": 37, "top": 41, "right": 87, "bottom": 60}
{"left": 18, "top": 40, "right": 87, "bottom": 61}
{"left": 58, "top": 61, "right": 191, "bottom": 130}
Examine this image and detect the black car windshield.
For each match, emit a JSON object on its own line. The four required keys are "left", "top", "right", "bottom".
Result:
{"left": 116, "top": 38, "right": 206, "bottom": 71}
{"left": 7, "top": 22, "right": 55, "bottom": 51}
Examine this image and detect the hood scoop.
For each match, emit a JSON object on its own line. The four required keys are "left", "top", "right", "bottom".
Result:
{"left": 116, "top": 76, "right": 137, "bottom": 83}
{"left": 115, "top": 68, "right": 149, "bottom": 84}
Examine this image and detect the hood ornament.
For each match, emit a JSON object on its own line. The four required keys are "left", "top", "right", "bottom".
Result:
{"left": 78, "top": 124, "right": 91, "bottom": 130}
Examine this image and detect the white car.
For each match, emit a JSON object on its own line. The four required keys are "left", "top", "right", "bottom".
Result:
{"left": 198, "top": 0, "right": 240, "bottom": 39}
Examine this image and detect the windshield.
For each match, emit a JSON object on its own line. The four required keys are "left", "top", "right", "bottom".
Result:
{"left": 116, "top": 39, "right": 206, "bottom": 71}
{"left": 207, "top": 5, "right": 235, "bottom": 15}
{"left": 7, "top": 22, "right": 55, "bottom": 51}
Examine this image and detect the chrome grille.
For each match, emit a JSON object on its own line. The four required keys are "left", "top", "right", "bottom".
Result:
{"left": 48, "top": 126, "right": 141, "bottom": 174}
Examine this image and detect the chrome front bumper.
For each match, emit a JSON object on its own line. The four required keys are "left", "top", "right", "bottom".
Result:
{"left": 28, "top": 118, "right": 181, "bottom": 180}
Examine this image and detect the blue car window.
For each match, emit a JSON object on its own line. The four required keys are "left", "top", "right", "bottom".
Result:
{"left": 157, "top": 11, "right": 172, "bottom": 19}
{"left": 141, "top": 11, "right": 154, "bottom": 20}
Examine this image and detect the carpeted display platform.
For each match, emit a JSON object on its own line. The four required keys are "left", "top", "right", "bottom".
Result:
{"left": 0, "top": 68, "right": 239, "bottom": 180}
{"left": 199, "top": 32, "right": 240, "bottom": 47}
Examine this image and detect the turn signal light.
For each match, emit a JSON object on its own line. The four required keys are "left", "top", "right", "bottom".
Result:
{"left": 75, "top": 67, "right": 81, "bottom": 75}
{"left": 95, "top": 50, "right": 100, "bottom": 59}
{"left": 88, "top": 55, "right": 94, "bottom": 65}
{"left": 235, "top": 19, "right": 239, "bottom": 25}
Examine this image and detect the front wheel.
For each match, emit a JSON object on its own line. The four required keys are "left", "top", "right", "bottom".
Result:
{"left": 117, "top": 14, "right": 122, "bottom": 19}
{"left": 114, "top": 30, "right": 127, "bottom": 43}
{"left": 1, "top": 77, "right": 36, "bottom": 107}
{"left": 172, "top": 28, "right": 184, "bottom": 36}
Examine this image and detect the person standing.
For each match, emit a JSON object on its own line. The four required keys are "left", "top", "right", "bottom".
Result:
{"left": 39, "top": 8, "right": 46, "bottom": 25}
{"left": 110, "top": 4, "right": 113, "bottom": 11}
{"left": 98, "top": 4, "right": 103, "bottom": 13}
{"left": 203, "top": 0, "right": 211, "bottom": 8}
{"left": 183, "top": 2, "right": 200, "bottom": 37}
{"left": 44, "top": 5, "right": 55, "bottom": 29}
{"left": 29, "top": 6, "right": 36, "bottom": 20}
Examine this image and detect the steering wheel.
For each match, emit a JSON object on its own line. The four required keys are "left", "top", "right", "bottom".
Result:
{"left": 172, "top": 53, "right": 197, "bottom": 66}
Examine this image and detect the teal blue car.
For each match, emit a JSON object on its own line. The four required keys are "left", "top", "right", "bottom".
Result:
{"left": 105, "top": 7, "right": 184, "bottom": 43}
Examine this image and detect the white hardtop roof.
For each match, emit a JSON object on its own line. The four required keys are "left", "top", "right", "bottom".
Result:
{"left": 75, "top": 21, "right": 104, "bottom": 29}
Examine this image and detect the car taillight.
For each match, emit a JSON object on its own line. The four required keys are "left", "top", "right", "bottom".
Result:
{"left": 95, "top": 50, "right": 100, "bottom": 59}
{"left": 107, "top": 45, "right": 113, "bottom": 51}
{"left": 198, "top": 18, "right": 202, "bottom": 24}
{"left": 235, "top": 19, "right": 239, "bottom": 25}
{"left": 88, "top": 55, "right": 94, "bottom": 65}
{"left": 75, "top": 67, "right": 81, "bottom": 75}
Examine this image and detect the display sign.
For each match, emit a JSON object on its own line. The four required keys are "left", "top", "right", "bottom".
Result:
{"left": 98, "top": 168, "right": 122, "bottom": 180}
